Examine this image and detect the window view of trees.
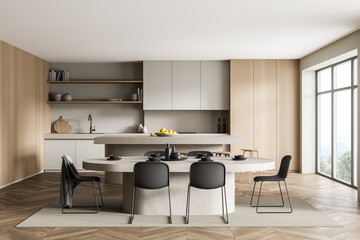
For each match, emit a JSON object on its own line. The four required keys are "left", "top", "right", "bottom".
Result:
{"left": 316, "top": 57, "right": 357, "bottom": 187}
{"left": 337, "top": 151, "right": 351, "bottom": 183}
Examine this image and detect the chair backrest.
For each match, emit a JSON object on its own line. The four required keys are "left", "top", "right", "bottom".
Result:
{"left": 189, "top": 162, "right": 225, "bottom": 189}
{"left": 143, "top": 151, "right": 166, "bottom": 157}
{"left": 187, "top": 151, "right": 214, "bottom": 157}
{"left": 277, "top": 155, "right": 292, "bottom": 179}
{"left": 62, "top": 155, "right": 81, "bottom": 181}
{"left": 133, "top": 162, "right": 169, "bottom": 189}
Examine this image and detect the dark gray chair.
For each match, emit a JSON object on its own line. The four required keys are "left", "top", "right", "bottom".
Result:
{"left": 130, "top": 161, "right": 172, "bottom": 224}
{"left": 187, "top": 151, "right": 214, "bottom": 157}
{"left": 143, "top": 151, "right": 166, "bottom": 157}
{"left": 186, "top": 161, "right": 228, "bottom": 224}
{"left": 250, "top": 155, "right": 293, "bottom": 213}
{"left": 60, "top": 155, "right": 104, "bottom": 214}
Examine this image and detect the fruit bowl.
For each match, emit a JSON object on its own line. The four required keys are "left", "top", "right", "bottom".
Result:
{"left": 155, "top": 133, "right": 178, "bottom": 137}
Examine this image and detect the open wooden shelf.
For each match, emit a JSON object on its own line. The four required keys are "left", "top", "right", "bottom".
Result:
{"left": 47, "top": 100, "right": 143, "bottom": 104}
{"left": 47, "top": 79, "right": 143, "bottom": 84}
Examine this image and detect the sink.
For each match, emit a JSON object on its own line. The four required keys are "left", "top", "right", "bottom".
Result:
{"left": 76, "top": 133, "right": 105, "bottom": 134}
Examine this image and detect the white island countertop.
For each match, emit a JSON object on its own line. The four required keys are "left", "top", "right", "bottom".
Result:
{"left": 94, "top": 134, "right": 244, "bottom": 145}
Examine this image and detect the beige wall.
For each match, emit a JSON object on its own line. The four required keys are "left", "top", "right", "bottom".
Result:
{"left": 300, "top": 29, "right": 360, "bottom": 197}
{"left": 230, "top": 59, "right": 299, "bottom": 171}
{"left": 0, "top": 40, "right": 51, "bottom": 187}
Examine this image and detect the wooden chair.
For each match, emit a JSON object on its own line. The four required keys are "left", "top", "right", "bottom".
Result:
{"left": 213, "top": 151, "right": 232, "bottom": 157}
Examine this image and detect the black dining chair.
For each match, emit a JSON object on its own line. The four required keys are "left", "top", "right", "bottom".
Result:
{"left": 186, "top": 161, "right": 229, "bottom": 224}
{"left": 187, "top": 151, "right": 214, "bottom": 157}
{"left": 250, "top": 155, "right": 293, "bottom": 213}
{"left": 143, "top": 151, "right": 166, "bottom": 157}
{"left": 60, "top": 155, "right": 104, "bottom": 214}
{"left": 130, "top": 161, "right": 172, "bottom": 224}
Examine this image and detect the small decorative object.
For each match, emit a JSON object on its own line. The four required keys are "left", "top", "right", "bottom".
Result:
{"left": 131, "top": 93, "right": 138, "bottom": 101}
{"left": 52, "top": 93, "right": 62, "bottom": 101}
{"left": 62, "top": 92, "right": 72, "bottom": 101}
{"left": 53, "top": 116, "right": 72, "bottom": 133}
{"left": 165, "top": 143, "right": 172, "bottom": 160}
{"left": 138, "top": 124, "right": 144, "bottom": 133}
{"left": 142, "top": 125, "right": 148, "bottom": 134}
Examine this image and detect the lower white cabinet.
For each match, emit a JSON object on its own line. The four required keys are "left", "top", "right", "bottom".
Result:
{"left": 75, "top": 140, "right": 105, "bottom": 169}
{"left": 44, "top": 140, "right": 105, "bottom": 171}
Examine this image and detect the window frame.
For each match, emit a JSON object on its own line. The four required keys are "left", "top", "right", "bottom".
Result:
{"left": 315, "top": 56, "right": 358, "bottom": 188}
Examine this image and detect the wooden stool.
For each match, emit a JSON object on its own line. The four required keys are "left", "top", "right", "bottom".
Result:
{"left": 241, "top": 148, "right": 259, "bottom": 158}
{"left": 240, "top": 148, "right": 261, "bottom": 183}
{"left": 213, "top": 151, "right": 232, "bottom": 157}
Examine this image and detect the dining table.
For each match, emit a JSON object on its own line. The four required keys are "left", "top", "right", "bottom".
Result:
{"left": 83, "top": 156, "right": 275, "bottom": 215}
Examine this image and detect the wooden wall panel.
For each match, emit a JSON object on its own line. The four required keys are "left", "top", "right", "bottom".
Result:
{"left": 254, "top": 60, "right": 277, "bottom": 161}
{"left": 230, "top": 59, "right": 300, "bottom": 171}
{"left": 0, "top": 40, "right": 51, "bottom": 186}
{"left": 276, "top": 60, "right": 299, "bottom": 170}
{"left": 230, "top": 60, "right": 254, "bottom": 155}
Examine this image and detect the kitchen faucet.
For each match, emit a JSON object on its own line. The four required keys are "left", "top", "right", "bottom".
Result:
{"left": 88, "top": 114, "right": 96, "bottom": 133}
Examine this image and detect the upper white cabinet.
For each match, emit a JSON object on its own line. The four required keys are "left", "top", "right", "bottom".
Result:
{"left": 143, "top": 61, "right": 172, "bottom": 110}
{"left": 172, "top": 61, "right": 201, "bottom": 110}
{"left": 200, "top": 61, "right": 230, "bottom": 110}
{"left": 143, "top": 60, "right": 229, "bottom": 110}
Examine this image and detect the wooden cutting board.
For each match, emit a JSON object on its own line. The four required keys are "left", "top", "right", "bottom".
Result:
{"left": 54, "top": 116, "right": 72, "bottom": 133}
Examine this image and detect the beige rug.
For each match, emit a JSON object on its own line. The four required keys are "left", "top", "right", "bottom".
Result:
{"left": 17, "top": 197, "right": 340, "bottom": 227}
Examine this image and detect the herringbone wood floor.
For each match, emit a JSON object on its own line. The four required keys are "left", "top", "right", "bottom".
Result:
{"left": 0, "top": 172, "right": 358, "bottom": 240}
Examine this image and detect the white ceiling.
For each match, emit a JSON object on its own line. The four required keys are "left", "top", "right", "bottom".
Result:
{"left": 1, "top": 0, "right": 360, "bottom": 62}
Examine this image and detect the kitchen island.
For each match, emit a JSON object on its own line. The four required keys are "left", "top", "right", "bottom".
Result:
{"left": 93, "top": 134, "right": 244, "bottom": 183}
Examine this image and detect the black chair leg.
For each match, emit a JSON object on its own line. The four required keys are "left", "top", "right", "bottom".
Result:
{"left": 223, "top": 186, "right": 229, "bottom": 224}
{"left": 284, "top": 180, "right": 293, "bottom": 213}
{"left": 62, "top": 181, "right": 100, "bottom": 214}
{"left": 185, "top": 184, "right": 191, "bottom": 224}
{"left": 97, "top": 181, "right": 104, "bottom": 207}
{"left": 255, "top": 180, "right": 293, "bottom": 214}
{"left": 92, "top": 181, "right": 99, "bottom": 213}
{"left": 278, "top": 181, "right": 285, "bottom": 207}
{"left": 221, "top": 187, "right": 224, "bottom": 218}
{"left": 250, "top": 182, "right": 257, "bottom": 206}
{"left": 168, "top": 186, "right": 172, "bottom": 224}
{"left": 130, "top": 186, "right": 136, "bottom": 224}
{"left": 255, "top": 181, "right": 263, "bottom": 213}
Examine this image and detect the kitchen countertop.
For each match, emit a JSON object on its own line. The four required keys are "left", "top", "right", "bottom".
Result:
{"left": 94, "top": 134, "right": 243, "bottom": 145}
{"left": 44, "top": 133, "right": 145, "bottom": 140}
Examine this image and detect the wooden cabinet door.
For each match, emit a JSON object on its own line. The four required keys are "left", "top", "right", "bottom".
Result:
{"left": 75, "top": 140, "right": 105, "bottom": 170}
{"left": 230, "top": 60, "right": 254, "bottom": 155}
{"left": 254, "top": 60, "right": 277, "bottom": 162}
{"left": 143, "top": 61, "right": 172, "bottom": 110}
{"left": 44, "top": 140, "right": 76, "bottom": 170}
{"left": 172, "top": 61, "right": 201, "bottom": 110}
{"left": 201, "top": 61, "right": 229, "bottom": 110}
{"left": 276, "top": 60, "right": 299, "bottom": 171}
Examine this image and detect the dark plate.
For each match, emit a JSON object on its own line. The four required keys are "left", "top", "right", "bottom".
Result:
{"left": 107, "top": 156, "right": 121, "bottom": 161}
{"left": 198, "top": 159, "right": 214, "bottom": 162}
{"left": 161, "top": 157, "right": 188, "bottom": 161}
{"left": 232, "top": 157, "right": 247, "bottom": 161}
{"left": 147, "top": 159, "right": 161, "bottom": 162}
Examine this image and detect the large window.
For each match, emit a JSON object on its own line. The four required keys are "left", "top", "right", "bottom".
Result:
{"left": 316, "top": 57, "right": 358, "bottom": 187}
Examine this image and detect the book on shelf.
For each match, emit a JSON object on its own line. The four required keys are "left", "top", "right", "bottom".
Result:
{"left": 48, "top": 70, "right": 70, "bottom": 81}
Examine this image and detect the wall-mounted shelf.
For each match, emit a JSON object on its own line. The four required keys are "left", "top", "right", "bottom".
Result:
{"left": 48, "top": 79, "right": 143, "bottom": 84}
{"left": 48, "top": 100, "right": 143, "bottom": 104}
